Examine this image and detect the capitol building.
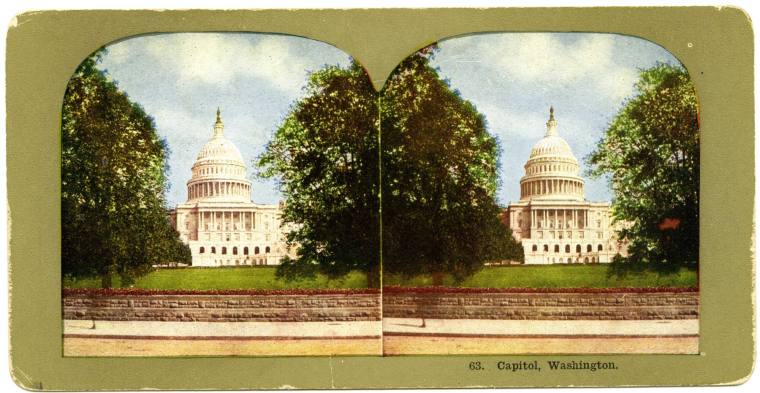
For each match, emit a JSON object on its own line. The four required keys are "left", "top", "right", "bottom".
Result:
{"left": 170, "top": 109, "right": 291, "bottom": 267}
{"left": 505, "top": 108, "right": 628, "bottom": 264}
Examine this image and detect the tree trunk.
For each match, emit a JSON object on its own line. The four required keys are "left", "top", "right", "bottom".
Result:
{"left": 366, "top": 264, "right": 381, "bottom": 288}
{"left": 432, "top": 272, "right": 444, "bottom": 286}
{"left": 100, "top": 273, "right": 112, "bottom": 289}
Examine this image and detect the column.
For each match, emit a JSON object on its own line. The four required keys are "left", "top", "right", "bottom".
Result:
{"left": 554, "top": 209, "right": 558, "bottom": 229}
{"left": 585, "top": 210, "right": 588, "bottom": 229}
{"left": 573, "top": 209, "right": 577, "bottom": 229}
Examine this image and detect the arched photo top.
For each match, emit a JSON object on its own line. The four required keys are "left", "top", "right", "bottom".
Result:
{"left": 382, "top": 32, "right": 697, "bottom": 208}
{"left": 61, "top": 32, "right": 379, "bottom": 279}
{"left": 63, "top": 32, "right": 372, "bottom": 208}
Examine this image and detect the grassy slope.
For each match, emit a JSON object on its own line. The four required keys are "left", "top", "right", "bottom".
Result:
{"left": 63, "top": 267, "right": 369, "bottom": 290}
{"left": 384, "top": 265, "right": 698, "bottom": 288}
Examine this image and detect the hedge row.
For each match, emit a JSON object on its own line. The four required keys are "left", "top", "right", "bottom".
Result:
{"left": 63, "top": 287, "right": 381, "bottom": 296}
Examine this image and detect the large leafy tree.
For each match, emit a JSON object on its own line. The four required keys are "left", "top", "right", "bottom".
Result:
{"left": 587, "top": 64, "right": 699, "bottom": 275}
{"left": 381, "top": 47, "right": 522, "bottom": 284}
{"left": 258, "top": 62, "right": 381, "bottom": 287}
{"left": 62, "top": 49, "right": 190, "bottom": 287}
{"left": 260, "top": 49, "right": 522, "bottom": 287}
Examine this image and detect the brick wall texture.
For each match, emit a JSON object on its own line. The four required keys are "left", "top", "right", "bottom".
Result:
{"left": 382, "top": 291, "right": 699, "bottom": 320}
{"left": 63, "top": 290, "right": 698, "bottom": 322}
{"left": 63, "top": 293, "right": 381, "bottom": 322}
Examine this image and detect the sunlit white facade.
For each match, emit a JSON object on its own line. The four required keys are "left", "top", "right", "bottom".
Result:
{"left": 505, "top": 108, "right": 628, "bottom": 264}
{"left": 170, "top": 110, "right": 291, "bottom": 267}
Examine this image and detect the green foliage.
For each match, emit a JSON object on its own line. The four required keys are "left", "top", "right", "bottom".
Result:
{"left": 587, "top": 64, "right": 699, "bottom": 275}
{"left": 381, "top": 47, "right": 523, "bottom": 283}
{"left": 63, "top": 267, "right": 369, "bottom": 290}
{"left": 62, "top": 49, "right": 191, "bottom": 287}
{"left": 384, "top": 264, "right": 697, "bottom": 289}
{"left": 258, "top": 62, "right": 380, "bottom": 286}
{"left": 260, "top": 49, "right": 523, "bottom": 286}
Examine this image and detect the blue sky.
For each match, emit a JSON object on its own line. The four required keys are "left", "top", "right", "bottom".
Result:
{"left": 96, "top": 32, "right": 680, "bottom": 207}
{"left": 97, "top": 33, "right": 352, "bottom": 206}
{"left": 431, "top": 33, "right": 681, "bottom": 205}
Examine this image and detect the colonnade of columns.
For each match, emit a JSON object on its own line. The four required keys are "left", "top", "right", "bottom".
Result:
{"left": 528, "top": 208, "right": 587, "bottom": 230}
{"left": 197, "top": 210, "right": 258, "bottom": 232}
{"left": 188, "top": 181, "right": 250, "bottom": 200}
{"left": 520, "top": 178, "right": 583, "bottom": 199}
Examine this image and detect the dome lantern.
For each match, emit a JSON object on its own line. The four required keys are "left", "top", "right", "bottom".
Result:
{"left": 213, "top": 107, "right": 224, "bottom": 138}
{"left": 519, "top": 107, "right": 585, "bottom": 202}
{"left": 545, "top": 106, "right": 558, "bottom": 136}
{"left": 186, "top": 109, "right": 252, "bottom": 203}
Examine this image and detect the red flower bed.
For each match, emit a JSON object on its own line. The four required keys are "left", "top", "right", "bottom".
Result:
{"left": 63, "top": 287, "right": 381, "bottom": 296}
{"left": 381, "top": 286, "right": 698, "bottom": 294}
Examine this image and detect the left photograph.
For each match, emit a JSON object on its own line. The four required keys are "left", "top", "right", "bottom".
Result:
{"left": 61, "top": 33, "right": 381, "bottom": 356}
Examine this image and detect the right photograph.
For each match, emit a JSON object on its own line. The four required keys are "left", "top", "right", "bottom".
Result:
{"left": 380, "top": 33, "right": 699, "bottom": 355}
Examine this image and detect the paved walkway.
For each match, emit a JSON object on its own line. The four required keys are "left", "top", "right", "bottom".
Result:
{"left": 64, "top": 319, "right": 381, "bottom": 338}
{"left": 383, "top": 318, "right": 699, "bottom": 336}
{"left": 64, "top": 319, "right": 699, "bottom": 356}
{"left": 382, "top": 318, "right": 699, "bottom": 355}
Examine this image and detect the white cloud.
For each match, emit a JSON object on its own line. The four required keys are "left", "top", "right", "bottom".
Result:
{"left": 478, "top": 103, "right": 548, "bottom": 141}
{"left": 132, "top": 33, "right": 322, "bottom": 93}
{"left": 440, "top": 33, "right": 633, "bottom": 102}
{"left": 103, "top": 38, "right": 134, "bottom": 65}
{"left": 493, "top": 34, "right": 614, "bottom": 84}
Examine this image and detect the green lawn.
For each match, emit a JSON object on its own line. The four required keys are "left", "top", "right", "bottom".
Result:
{"left": 384, "top": 264, "right": 698, "bottom": 288}
{"left": 63, "top": 267, "right": 370, "bottom": 290}
{"left": 64, "top": 264, "right": 697, "bottom": 290}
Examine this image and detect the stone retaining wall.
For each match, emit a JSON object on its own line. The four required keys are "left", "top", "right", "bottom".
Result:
{"left": 382, "top": 291, "right": 699, "bottom": 320}
{"left": 63, "top": 293, "right": 381, "bottom": 322}
{"left": 64, "top": 290, "right": 698, "bottom": 322}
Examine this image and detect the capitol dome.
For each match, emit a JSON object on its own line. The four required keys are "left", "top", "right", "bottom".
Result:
{"left": 519, "top": 107, "right": 585, "bottom": 202}
{"left": 529, "top": 135, "right": 576, "bottom": 160}
{"left": 185, "top": 109, "right": 252, "bottom": 203}
{"left": 195, "top": 134, "right": 245, "bottom": 164}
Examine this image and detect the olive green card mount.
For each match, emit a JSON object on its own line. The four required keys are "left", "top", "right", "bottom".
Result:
{"left": 6, "top": 7, "right": 754, "bottom": 389}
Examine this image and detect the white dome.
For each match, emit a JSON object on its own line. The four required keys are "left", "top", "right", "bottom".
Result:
{"left": 185, "top": 109, "right": 252, "bottom": 203}
{"left": 519, "top": 107, "right": 585, "bottom": 202}
{"left": 196, "top": 136, "right": 245, "bottom": 164}
{"left": 529, "top": 135, "right": 577, "bottom": 162}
